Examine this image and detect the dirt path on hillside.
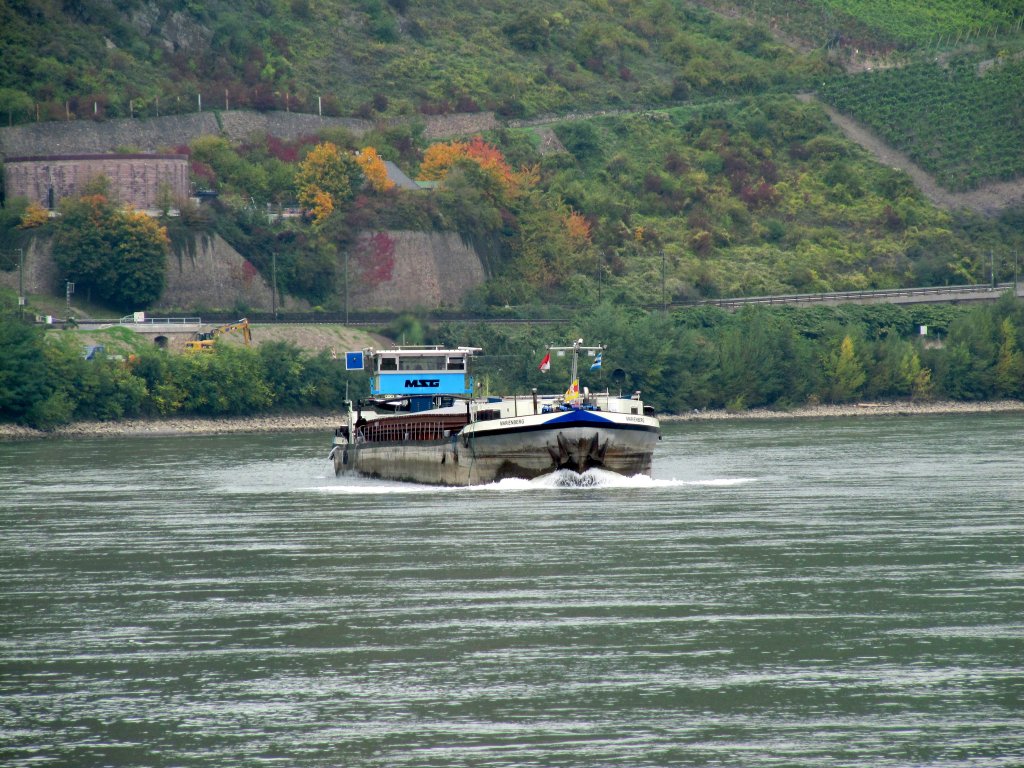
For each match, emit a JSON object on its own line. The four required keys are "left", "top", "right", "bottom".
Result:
{"left": 520, "top": 95, "right": 1024, "bottom": 217}
{"left": 797, "top": 94, "right": 1024, "bottom": 216}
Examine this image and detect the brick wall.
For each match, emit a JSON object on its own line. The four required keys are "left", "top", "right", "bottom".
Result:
{"left": 4, "top": 154, "right": 190, "bottom": 210}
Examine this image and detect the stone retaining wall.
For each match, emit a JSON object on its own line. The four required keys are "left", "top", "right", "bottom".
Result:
{"left": 1, "top": 109, "right": 501, "bottom": 158}
{"left": 154, "top": 233, "right": 287, "bottom": 312}
{"left": 1, "top": 229, "right": 485, "bottom": 314}
{"left": 0, "top": 113, "right": 218, "bottom": 157}
{"left": 350, "top": 230, "right": 486, "bottom": 312}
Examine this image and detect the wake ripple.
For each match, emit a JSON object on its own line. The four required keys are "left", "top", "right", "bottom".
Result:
{"left": 318, "top": 467, "right": 757, "bottom": 494}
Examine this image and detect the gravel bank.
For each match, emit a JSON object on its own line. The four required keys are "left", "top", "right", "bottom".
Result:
{"left": 3, "top": 400, "right": 1023, "bottom": 440}
{"left": 0, "top": 414, "right": 343, "bottom": 440}
{"left": 662, "top": 399, "right": 1024, "bottom": 422}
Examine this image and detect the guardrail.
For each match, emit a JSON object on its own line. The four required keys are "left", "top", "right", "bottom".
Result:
{"left": 700, "top": 283, "right": 1018, "bottom": 309}
{"left": 53, "top": 283, "right": 1022, "bottom": 329}
{"left": 118, "top": 316, "right": 202, "bottom": 325}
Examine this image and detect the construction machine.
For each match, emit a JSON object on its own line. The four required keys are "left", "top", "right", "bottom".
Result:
{"left": 184, "top": 318, "right": 252, "bottom": 352}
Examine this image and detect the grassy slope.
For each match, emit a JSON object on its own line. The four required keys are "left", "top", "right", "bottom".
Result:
{"left": 533, "top": 97, "right": 971, "bottom": 301}
{"left": 0, "top": 0, "right": 828, "bottom": 119}
{"left": 2, "top": 1, "right": 1022, "bottom": 310}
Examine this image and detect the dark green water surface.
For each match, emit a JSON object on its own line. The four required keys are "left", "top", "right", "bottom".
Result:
{"left": 2, "top": 414, "right": 1022, "bottom": 767}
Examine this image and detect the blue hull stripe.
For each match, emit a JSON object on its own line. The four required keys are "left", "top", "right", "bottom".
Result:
{"left": 474, "top": 417, "right": 658, "bottom": 439}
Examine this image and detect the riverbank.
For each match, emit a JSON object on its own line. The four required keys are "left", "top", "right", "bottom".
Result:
{"left": 662, "top": 398, "right": 1024, "bottom": 422}
{"left": 0, "top": 414, "right": 344, "bottom": 440}
{"left": 3, "top": 399, "right": 1024, "bottom": 440}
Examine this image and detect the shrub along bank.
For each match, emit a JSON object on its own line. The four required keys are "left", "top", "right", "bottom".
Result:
{"left": 2, "top": 295, "right": 1023, "bottom": 430}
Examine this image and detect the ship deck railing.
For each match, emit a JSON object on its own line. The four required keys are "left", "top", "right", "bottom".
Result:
{"left": 349, "top": 415, "right": 471, "bottom": 444}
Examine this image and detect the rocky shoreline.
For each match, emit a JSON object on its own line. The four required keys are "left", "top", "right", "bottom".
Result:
{"left": 663, "top": 398, "right": 1024, "bottom": 422}
{"left": 0, "top": 414, "right": 344, "bottom": 440}
{"left": 2, "top": 399, "right": 1023, "bottom": 440}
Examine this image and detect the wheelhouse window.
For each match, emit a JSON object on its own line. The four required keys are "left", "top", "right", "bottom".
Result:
{"left": 399, "top": 355, "right": 445, "bottom": 371}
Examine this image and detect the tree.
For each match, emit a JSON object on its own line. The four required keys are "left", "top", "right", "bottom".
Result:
{"left": 19, "top": 202, "right": 49, "bottom": 229}
{"left": 355, "top": 147, "right": 394, "bottom": 193}
{"left": 419, "top": 137, "right": 522, "bottom": 196}
{"left": 294, "top": 142, "right": 363, "bottom": 219}
{"left": 995, "top": 317, "right": 1024, "bottom": 398}
{"left": 0, "top": 318, "right": 51, "bottom": 423}
{"left": 53, "top": 193, "right": 169, "bottom": 311}
{"left": 823, "top": 335, "right": 866, "bottom": 402}
{"left": 418, "top": 141, "right": 469, "bottom": 181}
{"left": 0, "top": 88, "right": 33, "bottom": 126}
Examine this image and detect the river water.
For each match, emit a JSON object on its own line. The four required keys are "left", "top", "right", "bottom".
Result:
{"left": 2, "top": 414, "right": 1022, "bottom": 767}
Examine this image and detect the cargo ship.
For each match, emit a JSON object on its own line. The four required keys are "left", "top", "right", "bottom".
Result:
{"left": 329, "top": 341, "right": 660, "bottom": 486}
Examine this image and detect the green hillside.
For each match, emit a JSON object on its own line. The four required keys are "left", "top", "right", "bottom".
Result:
{"left": 2, "top": 0, "right": 1024, "bottom": 315}
{"left": 718, "top": 0, "right": 1022, "bottom": 49}
{"left": 3, "top": 1, "right": 1024, "bottom": 424}
{"left": 0, "top": 0, "right": 829, "bottom": 122}
{"left": 821, "top": 55, "right": 1024, "bottom": 191}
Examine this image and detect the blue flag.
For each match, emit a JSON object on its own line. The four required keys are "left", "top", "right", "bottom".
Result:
{"left": 590, "top": 352, "right": 603, "bottom": 371}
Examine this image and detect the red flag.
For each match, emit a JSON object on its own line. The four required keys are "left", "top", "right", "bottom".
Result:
{"left": 538, "top": 352, "right": 551, "bottom": 372}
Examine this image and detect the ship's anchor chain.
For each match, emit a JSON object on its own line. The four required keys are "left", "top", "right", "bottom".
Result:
{"left": 548, "top": 432, "right": 609, "bottom": 473}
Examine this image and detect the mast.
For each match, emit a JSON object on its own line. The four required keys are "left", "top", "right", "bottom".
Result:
{"left": 545, "top": 339, "right": 605, "bottom": 393}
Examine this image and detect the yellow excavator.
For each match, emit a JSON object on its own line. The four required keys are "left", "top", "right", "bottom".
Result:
{"left": 184, "top": 318, "right": 253, "bottom": 352}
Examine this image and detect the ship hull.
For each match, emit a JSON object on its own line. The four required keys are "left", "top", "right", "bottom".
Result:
{"left": 332, "top": 410, "right": 660, "bottom": 486}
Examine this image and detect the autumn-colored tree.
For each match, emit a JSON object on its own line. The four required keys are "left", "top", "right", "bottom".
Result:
{"left": 463, "top": 136, "right": 515, "bottom": 188}
{"left": 564, "top": 209, "right": 592, "bottom": 243}
{"left": 419, "top": 136, "right": 535, "bottom": 200}
{"left": 356, "top": 147, "right": 395, "bottom": 192}
{"left": 308, "top": 188, "right": 334, "bottom": 227}
{"left": 294, "top": 142, "right": 363, "bottom": 218}
{"left": 19, "top": 202, "right": 49, "bottom": 229}
{"left": 418, "top": 141, "right": 468, "bottom": 181}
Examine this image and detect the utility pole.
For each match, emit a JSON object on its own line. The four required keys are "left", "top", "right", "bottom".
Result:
{"left": 271, "top": 251, "right": 277, "bottom": 318}
{"left": 65, "top": 281, "right": 74, "bottom": 319}
{"left": 344, "top": 249, "right": 350, "bottom": 325}
{"left": 991, "top": 249, "right": 995, "bottom": 287}
{"left": 661, "top": 249, "right": 666, "bottom": 311}
{"left": 16, "top": 248, "right": 24, "bottom": 319}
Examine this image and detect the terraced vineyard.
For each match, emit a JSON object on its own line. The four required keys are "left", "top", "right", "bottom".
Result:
{"left": 822, "top": 0, "right": 1022, "bottom": 45}
{"left": 820, "top": 56, "right": 1024, "bottom": 190}
{"left": 717, "top": 0, "right": 1022, "bottom": 50}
